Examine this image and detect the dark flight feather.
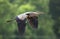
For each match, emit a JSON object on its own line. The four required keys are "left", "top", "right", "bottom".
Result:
{"left": 27, "top": 16, "right": 38, "bottom": 29}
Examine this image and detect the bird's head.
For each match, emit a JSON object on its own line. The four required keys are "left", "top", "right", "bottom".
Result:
{"left": 26, "top": 12, "right": 44, "bottom": 18}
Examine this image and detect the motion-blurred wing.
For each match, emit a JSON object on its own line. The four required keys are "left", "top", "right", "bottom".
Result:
{"left": 27, "top": 16, "right": 38, "bottom": 29}
{"left": 16, "top": 17, "right": 26, "bottom": 35}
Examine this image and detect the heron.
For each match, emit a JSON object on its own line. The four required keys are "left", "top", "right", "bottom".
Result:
{"left": 7, "top": 12, "right": 44, "bottom": 35}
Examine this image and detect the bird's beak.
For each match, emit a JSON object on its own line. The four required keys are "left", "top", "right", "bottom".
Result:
{"left": 35, "top": 13, "right": 40, "bottom": 15}
{"left": 34, "top": 12, "right": 44, "bottom": 16}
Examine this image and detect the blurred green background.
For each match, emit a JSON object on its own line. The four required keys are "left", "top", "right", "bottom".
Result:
{"left": 0, "top": 0, "right": 60, "bottom": 39}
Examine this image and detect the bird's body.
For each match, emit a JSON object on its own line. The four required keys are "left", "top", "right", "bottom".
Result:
{"left": 7, "top": 12, "right": 44, "bottom": 35}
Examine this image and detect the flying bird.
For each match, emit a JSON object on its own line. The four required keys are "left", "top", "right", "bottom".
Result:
{"left": 7, "top": 12, "right": 44, "bottom": 35}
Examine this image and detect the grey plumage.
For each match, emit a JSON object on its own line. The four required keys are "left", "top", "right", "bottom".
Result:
{"left": 7, "top": 12, "right": 44, "bottom": 35}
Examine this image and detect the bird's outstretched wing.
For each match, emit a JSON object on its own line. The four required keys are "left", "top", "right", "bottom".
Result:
{"left": 16, "top": 17, "right": 26, "bottom": 35}
{"left": 27, "top": 16, "right": 38, "bottom": 29}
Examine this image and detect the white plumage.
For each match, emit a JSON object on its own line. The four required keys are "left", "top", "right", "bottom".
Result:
{"left": 17, "top": 14, "right": 28, "bottom": 20}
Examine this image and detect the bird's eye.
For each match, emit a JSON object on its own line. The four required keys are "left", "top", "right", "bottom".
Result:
{"left": 26, "top": 14, "right": 30, "bottom": 15}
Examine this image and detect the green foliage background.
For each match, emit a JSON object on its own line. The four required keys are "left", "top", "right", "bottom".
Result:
{"left": 0, "top": 0, "right": 59, "bottom": 39}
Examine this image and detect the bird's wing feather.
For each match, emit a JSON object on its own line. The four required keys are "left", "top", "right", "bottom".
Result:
{"left": 27, "top": 16, "right": 38, "bottom": 29}
{"left": 16, "top": 17, "right": 26, "bottom": 35}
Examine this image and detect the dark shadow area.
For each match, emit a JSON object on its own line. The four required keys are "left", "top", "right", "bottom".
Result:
{"left": 49, "top": 0, "right": 60, "bottom": 39}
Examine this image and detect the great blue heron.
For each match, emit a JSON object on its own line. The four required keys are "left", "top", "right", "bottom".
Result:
{"left": 7, "top": 12, "right": 44, "bottom": 35}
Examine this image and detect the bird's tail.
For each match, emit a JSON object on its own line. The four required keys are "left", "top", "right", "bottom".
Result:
{"left": 6, "top": 18, "right": 16, "bottom": 23}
